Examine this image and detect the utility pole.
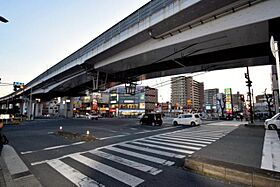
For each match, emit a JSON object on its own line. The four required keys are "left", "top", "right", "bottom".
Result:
{"left": 29, "top": 88, "right": 32, "bottom": 120}
{"left": 245, "top": 67, "right": 253, "bottom": 124}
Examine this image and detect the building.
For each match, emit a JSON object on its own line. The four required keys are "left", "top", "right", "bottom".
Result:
{"left": 171, "top": 76, "right": 204, "bottom": 111}
{"left": 204, "top": 88, "right": 219, "bottom": 111}
{"left": 108, "top": 85, "right": 158, "bottom": 117}
{"left": 72, "top": 92, "right": 110, "bottom": 117}
{"left": 256, "top": 94, "right": 270, "bottom": 103}
{"left": 231, "top": 92, "right": 244, "bottom": 113}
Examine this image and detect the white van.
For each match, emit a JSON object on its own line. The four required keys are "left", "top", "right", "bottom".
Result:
{"left": 264, "top": 113, "right": 280, "bottom": 130}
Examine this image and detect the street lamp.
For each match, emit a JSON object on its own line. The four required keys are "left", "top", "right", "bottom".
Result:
{"left": 0, "top": 16, "right": 8, "bottom": 23}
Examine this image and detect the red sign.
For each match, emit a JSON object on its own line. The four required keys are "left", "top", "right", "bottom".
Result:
{"left": 109, "top": 108, "right": 116, "bottom": 112}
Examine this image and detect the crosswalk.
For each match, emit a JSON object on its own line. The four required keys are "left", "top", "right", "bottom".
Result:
{"left": 261, "top": 130, "right": 280, "bottom": 172}
{"left": 37, "top": 125, "right": 237, "bottom": 187}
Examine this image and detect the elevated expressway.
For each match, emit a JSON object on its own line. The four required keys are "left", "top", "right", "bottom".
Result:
{"left": 1, "top": 0, "right": 280, "bottom": 105}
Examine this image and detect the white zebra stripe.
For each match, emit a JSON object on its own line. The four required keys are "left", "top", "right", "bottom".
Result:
{"left": 152, "top": 136, "right": 212, "bottom": 144}
{"left": 105, "top": 146, "right": 174, "bottom": 166}
{"left": 69, "top": 154, "right": 144, "bottom": 187}
{"left": 89, "top": 150, "right": 162, "bottom": 175}
{"left": 131, "top": 141, "right": 194, "bottom": 155}
{"left": 47, "top": 159, "right": 104, "bottom": 187}
{"left": 147, "top": 137, "right": 207, "bottom": 147}
{"left": 163, "top": 134, "right": 218, "bottom": 141}
{"left": 119, "top": 143, "right": 185, "bottom": 158}
{"left": 138, "top": 139, "right": 201, "bottom": 151}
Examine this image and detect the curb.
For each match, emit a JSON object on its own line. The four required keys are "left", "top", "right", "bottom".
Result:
{"left": 184, "top": 157, "right": 280, "bottom": 187}
{"left": 0, "top": 145, "right": 42, "bottom": 187}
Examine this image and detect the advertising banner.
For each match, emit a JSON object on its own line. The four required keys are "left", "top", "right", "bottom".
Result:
{"left": 224, "top": 88, "right": 233, "bottom": 114}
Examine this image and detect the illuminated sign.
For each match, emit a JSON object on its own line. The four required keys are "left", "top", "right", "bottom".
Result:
{"left": 224, "top": 88, "right": 232, "bottom": 114}
{"left": 124, "top": 100, "right": 134, "bottom": 103}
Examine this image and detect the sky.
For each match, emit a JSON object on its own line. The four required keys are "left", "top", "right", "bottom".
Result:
{"left": 0, "top": 0, "right": 273, "bottom": 102}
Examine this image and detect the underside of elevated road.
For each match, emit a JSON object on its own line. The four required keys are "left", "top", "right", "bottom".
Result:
{"left": 1, "top": 0, "right": 280, "bottom": 101}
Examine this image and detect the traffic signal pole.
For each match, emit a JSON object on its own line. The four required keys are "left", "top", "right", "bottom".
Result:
{"left": 271, "top": 36, "right": 280, "bottom": 113}
{"left": 245, "top": 66, "right": 254, "bottom": 124}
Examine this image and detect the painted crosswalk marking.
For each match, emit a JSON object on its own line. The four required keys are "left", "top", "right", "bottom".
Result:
{"left": 105, "top": 146, "right": 175, "bottom": 166}
{"left": 163, "top": 134, "right": 218, "bottom": 141}
{"left": 119, "top": 143, "right": 186, "bottom": 158}
{"left": 88, "top": 150, "right": 162, "bottom": 175}
{"left": 147, "top": 137, "right": 207, "bottom": 147}
{"left": 261, "top": 130, "right": 280, "bottom": 172}
{"left": 69, "top": 154, "right": 144, "bottom": 187}
{"left": 131, "top": 141, "right": 195, "bottom": 155}
{"left": 153, "top": 136, "right": 213, "bottom": 144}
{"left": 137, "top": 139, "right": 201, "bottom": 151}
{"left": 34, "top": 125, "right": 237, "bottom": 187}
{"left": 47, "top": 159, "right": 104, "bottom": 187}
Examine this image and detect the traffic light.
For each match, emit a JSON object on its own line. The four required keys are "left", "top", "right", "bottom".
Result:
{"left": 240, "top": 95, "right": 245, "bottom": 102}
{"left": 246, "top": 80, "right": 252, "bottom": 87}
{"left": 13, "top": 85, "right": 17, "bottom": 91}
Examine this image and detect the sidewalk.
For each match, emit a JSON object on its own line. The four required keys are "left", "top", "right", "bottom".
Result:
{"left": 184, "top": 123, "right": 280, "bottom": 187}
{"left": 0, "top": 145, "right": 42, "bottom": 187}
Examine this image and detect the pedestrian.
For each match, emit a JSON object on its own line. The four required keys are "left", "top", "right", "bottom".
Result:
{"left": 240, "top": 114, "right": 243, "bottom": 121}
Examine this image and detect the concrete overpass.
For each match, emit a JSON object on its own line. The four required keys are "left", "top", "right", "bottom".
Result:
{"left": 1, "top": 0, "right": 280, "bottom": 116}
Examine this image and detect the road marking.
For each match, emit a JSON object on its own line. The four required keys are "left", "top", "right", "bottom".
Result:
{"left": 134, "top": 126, "right": 178, "bottom": 135}
{"left": 21, "top": 141, "right": 86, "bottom": 155}
{"left": 105, "top": 146, "right": 174, "bottom": 166}
{"left": 163, "top": 134, "right": 218, "bottom": 141}
{"left": 89, "top": 150, "right": 162, "bottom": 175}
{"left": 175, "top": 132, "right": 227, "bottom": 137}
{"left": 147, "top": 137, "right": 207, "bottom": 147}
{"left": 31, "top": 126, "right": 231, "bottom": 166}
{"left": 261, "top": 130, "right": 280, "bottom": 172}
{"left": 119, "top": 143, "right": 185, "bottom": 158}
{"left": 138, "top": 139, "right": 201, "bottom": 151}
{"left": 70, "top": 154, "right": 144, "bottom": 187}
{"left": 166, "top": 132, "right": 222, "bottom": 139}
{"left": 47, "top": 159, "right": 104, "bottom": 187}
{"left": 153, "top": 136, "right": 212, "bottom": 144}
{"left": 98, "top": 134, "right": 127, "bottom": 140}
{"left": 131, "top": 141, "right": 194, "bottom": 155}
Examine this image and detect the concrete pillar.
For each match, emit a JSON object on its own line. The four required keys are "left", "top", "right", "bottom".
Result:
{"left": 58, "top": 97, "right": 73, "bottom": 118}
{"left": 34, "top": 103, "right": 43, "bottom": 117}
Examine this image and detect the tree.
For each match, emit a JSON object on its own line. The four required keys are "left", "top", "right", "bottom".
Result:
{"left": 216, "top": 94, "right": 226, "bottom": 118}
{"left": 264, "top": 88, "right": 273, "bottom": 117}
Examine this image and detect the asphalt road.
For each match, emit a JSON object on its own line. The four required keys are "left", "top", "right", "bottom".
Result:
{"left": 2, "top": 118, "right": 241, "bottom": 187}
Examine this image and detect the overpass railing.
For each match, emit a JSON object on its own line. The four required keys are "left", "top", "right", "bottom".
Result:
{"left": 26, "top": 0, "right": 197, "bottom": 89}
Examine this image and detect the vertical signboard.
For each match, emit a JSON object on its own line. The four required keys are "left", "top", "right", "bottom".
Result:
{"left": 224, "top": 88, "right": 233, "bottom": 115}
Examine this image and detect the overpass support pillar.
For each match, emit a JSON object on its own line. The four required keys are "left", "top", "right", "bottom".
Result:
{"left": 34, "top": 102, "right": 43, "bottom": 118}
{"left": 59, "top": 97, "right": 74, "bottom": 118}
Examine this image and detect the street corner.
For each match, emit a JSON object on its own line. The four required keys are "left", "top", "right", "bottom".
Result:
{"left": 0, "top": 145, "right": 42, "bottom": 187}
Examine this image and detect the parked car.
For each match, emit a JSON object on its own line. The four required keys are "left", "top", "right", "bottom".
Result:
{"left": 139, "top": 113, "right": 162, "bottom": 126}
{"left": 86, "top": 113, "right": 99, "bottom": 120}
{"left": 264, "top": 113, "right": 280, "bottom": 130}
{"left": 172, "top": 113, "right": 202, "bottom": 126}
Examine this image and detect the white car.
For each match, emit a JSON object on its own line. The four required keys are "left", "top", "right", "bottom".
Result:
{"left": 264, "top": 113, "right": 280, "bottom": 130}
{"left": 86, "top": 113, "right": 99, "bottom": 120}
{"left": 173, "top": 113, "right": 202, "bottom": 126}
